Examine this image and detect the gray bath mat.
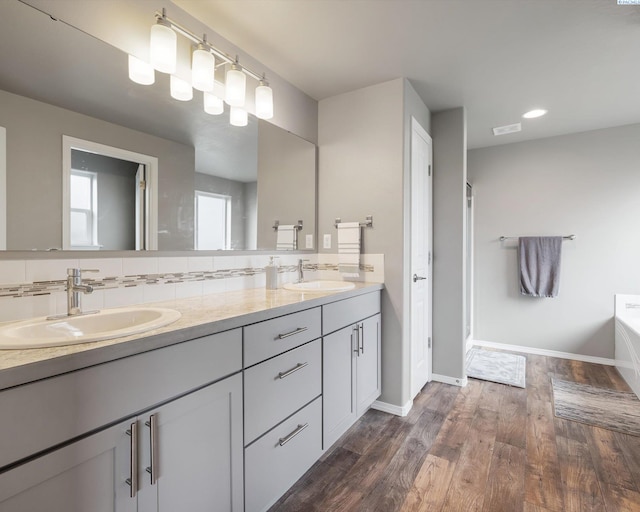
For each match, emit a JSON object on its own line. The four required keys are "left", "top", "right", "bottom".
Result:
{"left": 465, "top": 347, "right": 526, "bottom": 388}
{"left": 552, "top": 379, "right": 640, "bottom": 437}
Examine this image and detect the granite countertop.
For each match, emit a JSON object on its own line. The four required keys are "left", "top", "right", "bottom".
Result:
{"left": 0, "top": 282, "right": 383, "bottom": 391}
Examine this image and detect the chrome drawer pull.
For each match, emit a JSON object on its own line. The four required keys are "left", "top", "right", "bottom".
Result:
{"left": 145, "top": 414, "right": 157, "bottom": 485}
{"left": 278, "top": 362, "right": 309, "bottom": 379}
{"left": 277, "top": 326, "right": 308, "bottom": 339}
{"left": 278, "top": 423, "right": 309, "bottom": 447}
{"left": 125, "top": 422, "right": 138, "bottom": 498}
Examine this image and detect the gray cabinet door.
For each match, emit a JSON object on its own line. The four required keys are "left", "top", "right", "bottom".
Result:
{"left": 137, "top": 373, "right": 244, "bottom": 512}
{"left": 322, "top": 324, "right": 357, "bottom": 449}
{"left": 0, "top": 419, "right": 136, "bottom": 512}
{"left": 356, "top": 314, "right": 381, "bottom": 416}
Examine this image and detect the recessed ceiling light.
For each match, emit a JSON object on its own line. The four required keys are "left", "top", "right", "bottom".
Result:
{"left": 522, "top": 109, "right": 547, "bottom": 119}
{"left": 492, "top": 123, "right": 522, "bottom": 136}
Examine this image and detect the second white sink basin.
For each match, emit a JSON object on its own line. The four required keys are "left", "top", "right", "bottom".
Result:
{"left": 0, "top": 307, "right": 182, "bottom": 349}
{"left": 283, "top": 280, "right": 356, "bottom": 293}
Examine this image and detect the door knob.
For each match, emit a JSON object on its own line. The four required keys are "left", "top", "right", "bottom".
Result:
{"left": 413, "top": 274, "right": 427, "bottom": 283}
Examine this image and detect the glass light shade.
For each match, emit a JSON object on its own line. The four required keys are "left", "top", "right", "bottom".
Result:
{"left": 225, "top": 65, "right": 246, "bottom": 107}
{"left": 255, "top": 83, "right": 274, "bottom": 119}
{"left": 128, "top": 55, "right": 155, "bottom": 85}
{"left": 149, "top": 22, "right": 177, "bottom": 74}
{"left": 213, "top": 80, "right": 226, "bottom": 100}
{"left": 229, "top": 106, "right": 248, "bottom": 127}
{"left": 204, "top": 92, "right": 224, "bottom": 115}
{"left": 192, "top": 47, "right": 214, "bottom": 92}
{"left": 170, "top": 75, "right": 193, "bottom": 101}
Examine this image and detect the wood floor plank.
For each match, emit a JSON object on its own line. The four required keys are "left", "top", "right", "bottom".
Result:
{"left": 613, "top": 431, "right": 640, "bottom": 480}
{"left": 523, "top": 504, "right": 556, "bottom": 512}
{"left": 400, "top": 455, "right": 455, "bottom": 512}
{"left": 603, "top": 365, "right": 633, "bottom": 392}
{"left": 429, "top": 380, "right": 482, "bottom": 463}
{"left": 556, "top": 431, "right": 606, "bottom": 512}
{"left": 495, "top": 384, "right": 527, "bottom": 448}
{"left": 585, "top": 426, "right": 639, "bottom": 492}
{"left": 440, "top": 406, "right": 498, "bottom": 512}
{"left": 599, "top": 482, "right": 640, "bottom": 512}
{"left": 525, "top": 398, "right": 564, "bottom": 511}
{"left": 482, "top": 441, "right": 526, "bottom": 512}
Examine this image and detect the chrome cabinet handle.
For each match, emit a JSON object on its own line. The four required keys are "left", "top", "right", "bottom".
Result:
{"left": 145, "top": 414, "right": 157, "bottom": 485}
{"left": 278, "top": 423, "right": 309, "bottom": 447}
{"left": 353, "top": 326, "right": 359, "bottom": 356}
{"left": 125, "top": 422, "right": 138, "bottom": 498}
{"left": 277, "top": 326, "right": 308, "bottom": 339}
{"left": 413, "top": 274, "right": 427, "bottom": 282}
{"left": 278, "top": 362, "right": 308, "bottom": 379}
{"left": 359, "top": 323, "right": 364, "bottom": 354}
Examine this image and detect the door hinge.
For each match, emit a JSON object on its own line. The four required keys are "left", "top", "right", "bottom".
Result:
{"left": 428, "top": 337, "right": 432, "bottom": 349}
{"left": 428, "top": 251, "right": 431, "bottom": 265}
{"left": 428, "top": 164, "right": 431, "bottom": 176}
{"left": 139, "top": 180, "right": 146, "bottom": 190}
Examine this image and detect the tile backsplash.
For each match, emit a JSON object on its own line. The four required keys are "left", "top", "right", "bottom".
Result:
{"left": 0, "top": 253, "right": 384, "bottom": 323}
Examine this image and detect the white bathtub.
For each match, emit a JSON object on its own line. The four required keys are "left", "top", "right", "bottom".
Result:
{"left": 615, "top": 294, "right": 640, "bottom": 398}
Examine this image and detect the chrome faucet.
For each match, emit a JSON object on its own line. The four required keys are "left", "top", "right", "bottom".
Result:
{"left": 66, "top": 268, "right": 98, "bottom": 316}
{"left": 297, "top": 259, "right": 309, "bottom": 283}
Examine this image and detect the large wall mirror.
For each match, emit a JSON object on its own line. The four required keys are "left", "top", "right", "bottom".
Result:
{"left": 0, "top": 0, "right": 316, "bottom": 253}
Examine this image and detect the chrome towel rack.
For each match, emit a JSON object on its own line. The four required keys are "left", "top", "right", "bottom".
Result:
{"left": 499, "top": 234, "right": 576, "bottom": 241}
{"left": 334, "top": 215, "right": 373, "bottom": 229}
{"left": 273, "top": 220, "right": 303, "bottom": 231}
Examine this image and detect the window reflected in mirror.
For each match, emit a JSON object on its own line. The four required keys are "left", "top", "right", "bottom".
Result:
{"left": 195, "top": 191, "right": 231, "bottom": 250}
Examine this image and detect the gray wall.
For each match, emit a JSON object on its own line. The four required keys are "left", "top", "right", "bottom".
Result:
{"left": 319, "top": 78, "right": 431, "bottom": 409}
{"left": 468, "top": 123, "right": 640, "bottom": 359}
{"left": 195, "top": 173, "right": 249, "bottom": 250}
{"left": 257, "top": 120, "right": 316, "bottom": 251}
{"left": 0, "top": 89, "right": 195, "bottom": 251}
{"left": 244, "top": 181, "right": 258, "bottom": 250}
{"left": 71, "top": 151, "right": 138, "bottom": 250}
{"left": 432, "top": 108, "right": 467, "bottom": 381}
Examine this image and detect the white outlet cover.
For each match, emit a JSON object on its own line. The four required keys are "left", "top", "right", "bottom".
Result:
{"left": 323, "top": 234, "right": 331, "bottom": 249}
{"left": 305, "top": 234, "right": 313, "bottom": 249}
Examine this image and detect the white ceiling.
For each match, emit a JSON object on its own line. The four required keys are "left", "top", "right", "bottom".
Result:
{"left": 173, "top": 0, "right": 640, "bottom": 149}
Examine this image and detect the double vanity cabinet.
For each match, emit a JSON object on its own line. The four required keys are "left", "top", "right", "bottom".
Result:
{"left": 0, "top": 286, "right": 381, "bottom": 512}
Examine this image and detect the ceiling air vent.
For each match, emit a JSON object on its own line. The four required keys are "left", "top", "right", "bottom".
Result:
{"left": 492, "top": 123, "right": 522, "bottom": 136}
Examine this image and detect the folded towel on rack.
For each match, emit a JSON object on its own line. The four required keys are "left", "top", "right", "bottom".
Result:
{"left": 338, "top": 222, "right": 361, "bottom": 277}
{"left": 519, "top": 236, "right": 562, "bottom": 298}
{"left": 276, "top": 225, "right": 297, "bottom": 251}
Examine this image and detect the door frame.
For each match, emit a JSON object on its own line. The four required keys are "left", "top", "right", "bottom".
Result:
{"left": 62, "top": 135, "right": 158, "bottom": 250}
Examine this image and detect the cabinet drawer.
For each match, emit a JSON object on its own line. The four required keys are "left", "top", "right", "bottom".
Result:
{"left": 244, "top": 307, "right": 321, "bottom": 367}
{"left": 244, "top": 397, "right": 322, "bottom": 512}
{"left": 322, "top": 291, "right": 380, "bottom": 335}
{"left": 0, "top": 329, "right": 242, "bottom": 470}
{"left": 244, "top": 339, "right": 321, "bottom": 444}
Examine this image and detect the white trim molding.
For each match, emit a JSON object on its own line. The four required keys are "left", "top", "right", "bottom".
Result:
{"left": 431, "top": 374, "right": 468, "bottom": 387}
{"left": 471, "top": 339, "right": 616, "bottom": 366}
{"left": 0, "top": 126, "right": 5, "bottom": 250}
{"left": 371, "top": 399, "right": 413, "bottom": 417}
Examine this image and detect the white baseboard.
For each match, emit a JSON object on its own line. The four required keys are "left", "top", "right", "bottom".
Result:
{"left": 431, "top": 374, "right": 468, "bottom": 387}
{"left": 471, "top": 339, "right": 616, "bottom": 366}
{"left": 371, "top": 399, "right": 413, "bottom": 417}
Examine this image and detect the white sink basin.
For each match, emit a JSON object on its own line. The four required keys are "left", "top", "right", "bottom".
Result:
{"left": 0, "top": 307, "right": 182, "bottom": 349}
{"left": 283, "top": 280, "right": 356, "bottom": 293}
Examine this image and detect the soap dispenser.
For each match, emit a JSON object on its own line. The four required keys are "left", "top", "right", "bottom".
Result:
{"left": 265, "top": 256, "right": 279, "bottom": 290}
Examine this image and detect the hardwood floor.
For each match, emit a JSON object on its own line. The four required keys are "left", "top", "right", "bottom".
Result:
{"left": 269, "top": 353, "right": 640, "bottom": 512}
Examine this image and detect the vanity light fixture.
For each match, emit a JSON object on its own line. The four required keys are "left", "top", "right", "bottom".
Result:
{"left": 149, "top": 9, "right": 177, "bottom": 74}
{"left": 229, "top": 106, "right": 248, "bottom": 126}
{"left": 522, "top": 109, "right": 548, "bottom": 119}
{"left": 255, "top": 77, "right": 274, "bottom": 120}
{"left": 225, "top": 60, "right": 246, "bottom": 107}
{"left": 170, "top": 75, "right": 193, "bottom": 101}
{"left": 191, "top": 38, "right": 215, "bottom": 92}
{"left": 127, "top": 8, "right": 274, "bottom": 127}
{"left": 128, "top": 55, "right": 155, "bottom": 85}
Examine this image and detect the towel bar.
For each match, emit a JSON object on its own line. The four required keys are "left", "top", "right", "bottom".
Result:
{"left": 334, "top": 215, "right": 373, "bottom": 229}
{"left": 499, "top": 234, "right": 576, "bottom": 241}
{"left": 273, "top": 220, "right": 303, "bottom": 231}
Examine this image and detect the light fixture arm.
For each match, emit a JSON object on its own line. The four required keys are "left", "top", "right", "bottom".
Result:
{"left": 153, "top": 10, "right": 265, "bottom": 82}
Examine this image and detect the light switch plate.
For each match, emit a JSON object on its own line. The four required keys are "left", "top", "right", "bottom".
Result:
{"left": 305, "top": 234, "right": 313, "bottom": 249}
{"left": 323, "top": 234, "right": 331, "bottom": 249}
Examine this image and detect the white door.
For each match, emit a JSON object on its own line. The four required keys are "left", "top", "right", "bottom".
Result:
{"left": 410, "top": 117, "right": 433, "bottom": 398}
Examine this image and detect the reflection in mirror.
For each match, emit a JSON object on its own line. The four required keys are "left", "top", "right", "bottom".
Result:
{"left": 62, "top": 136, "right": 159, "bottom": 251}
{"left": 0, "top": 0, "right": 316, "bottom": 253}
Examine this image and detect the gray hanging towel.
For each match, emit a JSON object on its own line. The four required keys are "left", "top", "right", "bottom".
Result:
{"left": 518, "top": 236, "right": 563, "bottom": 298}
